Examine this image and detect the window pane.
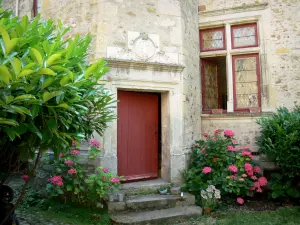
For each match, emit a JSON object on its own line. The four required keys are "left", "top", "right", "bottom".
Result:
{"left": 203, "top": 61, "right": 218, "bottom": 109}
{"left": 201, "top": 28, "right": 225, "bottom": 51}
{"left": 232, "top": 24, "right": 258, "bottom": 48}
{"left": 234, "top": 56, "right": 259, "bottom": 109}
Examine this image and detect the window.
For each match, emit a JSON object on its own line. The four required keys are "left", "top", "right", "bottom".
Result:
{"left": 233, "top": 54, "right": 261, "bottom": 111}
{"left": 200, "top": 27, "right": 226, "bottom": 52}
{"left": 200, "top": 22, "right": 261, "bottom": 114}
{"left": 231, "top": 23, "right": 258, "bottom": 49}
{"left": 33, "top": 0, "right": 41, "bottom": 17}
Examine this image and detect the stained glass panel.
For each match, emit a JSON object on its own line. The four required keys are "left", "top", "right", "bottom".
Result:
{"left": 232, "top": 24, "right": 258, "bottom": 48}
{"left": 203, "top": 62, "right": 218, "bottom": 109}
{"left": 234, "top": 56, "right": 259, "bottom": 108}
{"left": 201, "top": 28, "right": 225, "bottom": 51}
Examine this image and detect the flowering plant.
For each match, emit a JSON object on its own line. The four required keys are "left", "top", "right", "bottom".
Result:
{"left": 200, "top": 185, "right": 221, "bottom": 210}
{"left": 183, "top": 129, "right": 268, "bottom": 205}
{"left": 46, "top": 139, "right": 121, "bottom": 206}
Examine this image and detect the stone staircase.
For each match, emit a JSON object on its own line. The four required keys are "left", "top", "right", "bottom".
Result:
{"left": 107, "top": 179, "right": 202, "bottom": 225}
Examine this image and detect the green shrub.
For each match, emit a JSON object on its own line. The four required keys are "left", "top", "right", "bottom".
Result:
{"left": 0, "top": 9, "right": 116, "bottom": 180}
{"left": 183, "top": 129, "right": 267, "bottom": 205}
{"left": 256, "top": 106, "right": 300, "bottom": 199}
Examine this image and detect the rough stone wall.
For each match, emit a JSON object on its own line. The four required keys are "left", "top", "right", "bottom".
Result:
{"left": 201, "top": 115, "right": 264, "bottom": 152}
{"left": 268, "top": 0, "right": 300, "bottom": 109}
{"left": 199, "top": 0, "right": 261, "bottom": 11}
{"left": 3, "top": 0, "right": 33, "bottom": 18}
{"left": 179, "top": 0, "right": 201, "bottom": 158}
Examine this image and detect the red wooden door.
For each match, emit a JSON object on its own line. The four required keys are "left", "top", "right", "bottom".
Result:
{"left": 117, "top": 91, "right": 159, "bottom": 182}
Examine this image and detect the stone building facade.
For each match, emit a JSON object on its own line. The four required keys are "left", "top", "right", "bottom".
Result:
{"left": 3, "top": 0, "right": 300, "bottom": 183}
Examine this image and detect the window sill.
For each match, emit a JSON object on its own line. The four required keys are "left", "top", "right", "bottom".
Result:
{"left": 201, "top": 112, "right": 273, "bottom": 118}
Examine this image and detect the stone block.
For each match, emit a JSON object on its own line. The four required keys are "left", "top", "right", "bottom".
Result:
{"left": 107, "top": 201, "right": 126, "bottom": 212}
{"left": 198, "top": 5, "right": 206, "bottom": 12}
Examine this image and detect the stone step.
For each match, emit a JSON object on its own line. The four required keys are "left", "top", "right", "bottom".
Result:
{"left": 107, "top": 193, "right": 195, "bottom": 212}
{"left": 120, "top": 179, "right": 170, "bottom": 196}
{"left": 110, "top": 206, "right": 202, "bottom": 225}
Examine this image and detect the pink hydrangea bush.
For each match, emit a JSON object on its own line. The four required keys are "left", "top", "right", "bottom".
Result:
{"left": 46, "top": 141, "right": 121, "bottom": 206}
{"left": 183, "top": 129, "right": 267, "bottom": 206}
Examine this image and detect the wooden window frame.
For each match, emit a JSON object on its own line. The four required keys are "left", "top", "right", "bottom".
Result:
{"left": 231, "top": 23, "right": 259, "bottom": 49}
{"left": 33, "top": 0, "right": 38, "bottom": 17}
{"left": 201, "top": 59, "right": 221, "bottom": 114}
{"left": 200, "top": 27, "right": 226, "bottom": 52}
{"left": 232, "top": 54, "right": 261, "bottom": 113}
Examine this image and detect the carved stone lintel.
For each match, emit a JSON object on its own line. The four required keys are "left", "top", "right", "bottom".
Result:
{"left": 199, "top": 3, "right": 268, "bottom": 17}
{"left": 103, "top": 58, "right": 185, "bottom": 72}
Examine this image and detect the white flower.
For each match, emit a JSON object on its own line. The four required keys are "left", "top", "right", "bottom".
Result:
{"left": 215, "top": 193, "right": 221, "bottom": 199}
{"left": 207, "top": 192, "right": 213, "bottom": 199}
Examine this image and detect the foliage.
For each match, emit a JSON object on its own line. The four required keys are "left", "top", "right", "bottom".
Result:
{"left": 183, "top": 129, "right": 267, "bottom": 204}
{"left": 256, "top": 107, "right": 300, "bottom": 199}
{"left": 0, "top": 9, "right": 116, "bottom": 179}
{"left": 46, "top": 142, "right": 121, "bottom": 206}
{"left": 19, "top": 188, "right": 44, "bottom": 209}
{"left": 21, "top": 201, "right": 111, "bottom": 225}
{"left": 200, "top": 185, "right": 221, "bottom": 210}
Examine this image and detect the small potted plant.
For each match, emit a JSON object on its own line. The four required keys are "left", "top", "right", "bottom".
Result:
{"left": 158, "top": 186, "right": 168, "bottom": 195}
{"left": 200, "top": 185, "right": 221, "bottom": 215}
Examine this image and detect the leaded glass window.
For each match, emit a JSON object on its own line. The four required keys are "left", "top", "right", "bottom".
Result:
{"left": 231, "top": 24, "right": 258, "bottom": 49}
{"left": 233, "top": 54, "right": 260, "bottom": 109}
{"left": 202, "top": 60, "right": 219, "bottom": 109}
{"left": 200, "top": 28, "right": 226, "bottom": 51}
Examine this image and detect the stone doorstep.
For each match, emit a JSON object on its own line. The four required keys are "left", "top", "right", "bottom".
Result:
{"left": 120, "top": 179, "right": 170, "bottom": 196}
{"left": 110, "top": 206, "right": 202, "bottom": 225}
{"left": 107, "top": 193, "right": 196, "bottom": 213}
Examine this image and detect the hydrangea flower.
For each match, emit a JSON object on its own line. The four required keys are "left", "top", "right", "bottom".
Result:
{"left": 242, "top": 151, "right": 253, "bottom": 159}
{"left": 71, "top": 150, "right": 80, "bottom": 155}
{"left": 22, "top": 174, "right": 29, "bottom": 183}
{"left": 64, "top": 160, "right": 74, "bottom": 166}
{"left": 224, "top": 129, "right": 235, "bottom": 137}
{"left": 110, "top": 177, "right": 120, "bottom": 183}
{"left": 49, "top": 176, "right": 63, "bottom": 186}
{"left": 68, "top": 168, "right": 77, "bottom": 175}
{"left": 237, "top": 197, "right": 244, "bottom": 205}
{"left": 253, "top": 166, "right": 261, "bottom": 173}
{"left": 258, "top": 177, "right": 268, "bottom": 186}
{"left": 103, "top": 167, "right": 109, "bottom": 173}
{"left": 91, "top": 140, "right": 101, "bottom": 148}
{"left": 202, "top": 167, "right": 212, "bottom": 174}
{"left": 228, "top": 165, "right": 238, "bottom": 173}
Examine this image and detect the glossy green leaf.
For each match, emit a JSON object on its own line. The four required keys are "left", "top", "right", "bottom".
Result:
{"left": 0, "top": 118, "right": 19, "bottom": 126}
{"left": 26, "top": 122, "right": 42, "bottom": 140}
{"left": 43, "top": 91, "right": 63, "bottom": 103}
{"left": 60, "top": 76, "right": 69, "bottom": 86}
{"left": 30, "top": 48, "right": 43, "bottom": 66}
{"left": 46, "top": 53, "right": 61, "bottom": 66}
{"left": 9, "top": 105, "right": 31, "bottom": 116}
{"left": 37, "top": 68, "right": 56, "bottom": 76}
{"left": 11, "top": 57, "right": 22, "bottom": 76}
{"left": 84, "top": 63, "right": 97, "bottom": 79}
{"left": 41, "top": 77, "right": 54, "bottom": 90}
{"left": 18, "top": 69, "right": 34, "bottom": 78}
{"left": 0, "top": 65, "right": 11, "bottom": 84}
{"left": 13, "top": 94, "right": 35, "bottom": 102}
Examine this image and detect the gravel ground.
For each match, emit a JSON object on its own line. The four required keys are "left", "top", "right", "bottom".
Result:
{"left": 16, "top": 210, "right": 72, "bottom": 225}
